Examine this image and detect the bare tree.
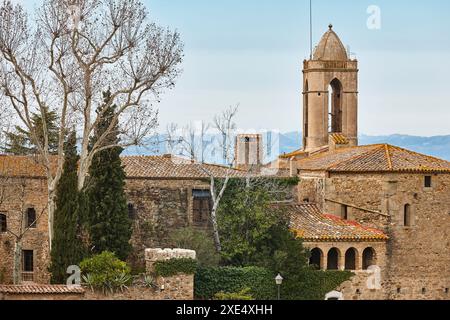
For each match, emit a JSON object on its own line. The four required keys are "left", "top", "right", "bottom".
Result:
{"left": 165, "top": 121, "right": 211, "bottom": 162}
{"left": 0, "top": 0, "right": 183, "bottom": 247}
{"left": 166, "top": 106, "right": 240, "bottom": 252}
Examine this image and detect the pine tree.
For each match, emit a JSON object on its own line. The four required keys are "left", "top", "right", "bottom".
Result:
{"left": 50, "top": 131, "right": 85, "bottom": 284}
{"left": 3, "top": 106, "right": 60, "bottom": 155}
{"left": 84, "top": 91, "right": 132, "bottom": 261}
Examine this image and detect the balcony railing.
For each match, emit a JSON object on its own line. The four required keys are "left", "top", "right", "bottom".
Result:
{"left": 21, "top": 272, "right": 34, "bottom": 282}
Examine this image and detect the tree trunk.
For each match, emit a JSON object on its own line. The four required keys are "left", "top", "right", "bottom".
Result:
{"left": 47, "top": 189, "right": 56, "bottom": 252}
{"left": 209, "top": 176, "right": 230, "bottom": 253}
{"left": 78, "top": 152, "right": 89, "bottom": 191}
{"left": 13, "top": 240, "right": 22, "bottom": 285}
{"left": 210, "top": 205, "right": 222, "bottom": 253}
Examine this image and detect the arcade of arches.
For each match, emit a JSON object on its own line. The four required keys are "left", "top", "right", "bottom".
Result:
{"left": 306, "top": 243, "right": 385, "bottom": 271}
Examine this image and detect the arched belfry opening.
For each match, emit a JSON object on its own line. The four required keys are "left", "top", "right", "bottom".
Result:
{"left": 328, "top": 78, "right": 343, "bottom": 134}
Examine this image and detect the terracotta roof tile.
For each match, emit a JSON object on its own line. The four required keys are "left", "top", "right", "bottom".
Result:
{"left": 297, "top": 144, "right": 450, "bottom": 173}
{"left": 0, "top": 154, "right": 246, "bottom": 179}
{"left": 122, "top": 155, "right": 246, "bottom": 179}
{"left": 330, "top": 133, "right": 349, "bottom": 145}
{"left": 0, "top": 285, "right": 85, "bottom": 294}
{"left": 288, "top": 203, "right": 388, "bottom": 242}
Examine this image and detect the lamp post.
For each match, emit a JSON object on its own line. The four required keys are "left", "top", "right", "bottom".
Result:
{"left": 275, "top": 274, "right": 283, "bottom": 300}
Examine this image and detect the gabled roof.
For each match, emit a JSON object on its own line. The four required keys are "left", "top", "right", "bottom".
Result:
{"left": 122, "top": 155, "right": 246, "bottom": 179}
{"left": 0, "top": 154, "right": 246, "bottom": 179}
{"left": 297, "top": 144, "right": 450, "bottom": 173}
{"left": 288, "top": 204, "right": 388, "bottom": 242}
{"left": 0, "top": 285, "right": 85, "bottom": 294}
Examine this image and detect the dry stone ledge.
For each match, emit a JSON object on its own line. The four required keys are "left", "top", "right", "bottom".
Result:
{"left": 145, "top": 248, "right": 196, "bottom": 262}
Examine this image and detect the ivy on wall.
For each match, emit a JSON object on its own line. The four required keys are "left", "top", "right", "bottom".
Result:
{"left": 153, "top": 258, "right": 198, "bottom": 277}
{"left": 195, "top": 266, "right": 353, "bottom": 300}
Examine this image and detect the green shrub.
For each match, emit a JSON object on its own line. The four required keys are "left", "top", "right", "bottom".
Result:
{"left": 214, "top": 288, "right": 254, "bottom": 301}
{"left": 80, "top": 251, "right": 132, "bottom": 294}
{"left": 154, "top": 258, "right": 198, "bottom": 277}
{"left": 195, "top": 266, "right": 276, "bottom": 300}
{"left": 169, "top": 227, "right": 220, "bottom": 267}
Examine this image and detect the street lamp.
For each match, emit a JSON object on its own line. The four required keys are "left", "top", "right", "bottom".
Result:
{"left": 275, "top": 274, "right": 283, "bottom": 300}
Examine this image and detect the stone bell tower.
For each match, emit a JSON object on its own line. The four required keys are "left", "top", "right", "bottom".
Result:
{"left": 302, "top": 25, "right": 358, "bottom": 151}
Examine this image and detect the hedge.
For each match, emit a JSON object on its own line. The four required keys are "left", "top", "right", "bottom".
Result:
{"left": 195, "top": 266, "right": 277, "bottom": 300}
{"left": 195, "top": 266, "right": 353, "bottom": 300}
{"left": 153, "top": 258, "right": 198, "bottom": 277}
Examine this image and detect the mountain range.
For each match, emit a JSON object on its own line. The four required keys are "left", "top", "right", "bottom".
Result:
{"left": 124, "top": 132, "right": 450, "bottom": 162}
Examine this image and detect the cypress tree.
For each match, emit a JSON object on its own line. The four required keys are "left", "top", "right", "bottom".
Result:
{"left": 84, "top": 91, "right": 132, "bottom": 261}
{"left": 50, "top": 131, "right": 85, "bottom": 284}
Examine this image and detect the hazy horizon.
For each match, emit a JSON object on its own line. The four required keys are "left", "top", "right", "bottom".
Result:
{"left": 15, "top": 0, "right": 450, "bottom": 136}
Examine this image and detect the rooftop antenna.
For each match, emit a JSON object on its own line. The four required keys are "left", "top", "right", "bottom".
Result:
{"left": 309, "top": 0, "right": 313, "bottom": 60}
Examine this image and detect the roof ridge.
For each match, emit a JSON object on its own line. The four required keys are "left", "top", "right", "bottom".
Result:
{"left": 384, "top": 144, "right": 393, "bottom": 171}
{"left": 319, "top": 30, "right": 332, "bottom": 59}
{"left": 387, "top": 144, "right": 450, "bottom": 165}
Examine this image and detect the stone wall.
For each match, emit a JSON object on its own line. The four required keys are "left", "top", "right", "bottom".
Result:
{"left": 337, "top": 271, "right": 386, "bottom": 301}
{"left": 145, "top": 248, "right": 196, "bottom": 300}
{"left": 0, "top": 178, "right": 50, "bottom": 285}
{"left": 0, "top": 177, "right": 209, "bottom": 284}
{"left": 299, "top": 171, "right": 450, "bottom": 300}
{"left": 83, "top": 279, "right": 194, "bottom": 301}
{"left": 126, "top": 178, "right": 210, "bottom": 269}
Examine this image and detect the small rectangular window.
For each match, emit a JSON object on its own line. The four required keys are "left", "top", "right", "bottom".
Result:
{"left": 341, "top": 205, "right": 348, "bottom": 220}
{"left": 22, "top": 250, "right": 34, "bottom": 282}
{"left": 26, "top": 208, "right": 37, "bottom": 229}
{"left": 424, "top": 176, "right": 432, "bottom": 188}
{"left": 0, "top": 214, "right": 7, "bottom": 233}
{"left": 128, "top": 203, "right": 136, "bottom": 220}
{"left": 22, "top": 250, "right": 34, "bottom": 272}
{"left": 193, "top": 190, "right": 211, "bottom": 225}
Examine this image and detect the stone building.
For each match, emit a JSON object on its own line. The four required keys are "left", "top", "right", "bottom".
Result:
{"left": 0, "top": 154, "right": 244, "bottom": 284}
{"left": 273, "top": 25, "right": 450, "bottom": 300}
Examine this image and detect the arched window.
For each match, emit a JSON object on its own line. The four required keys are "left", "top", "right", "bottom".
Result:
{"left": 362, "top": 247, "right": 376, "bottom": 270}
{"left": 309, "top": 248, "right": 323, "bottom": 270}
{"left": 404, "top": 204, "right": 412, "bottom": 227}
{"left": 0, "top": 213, "right": 6, "bottom": 233}
{"left": 327, "top": 248, "right": 340, "bottom": 270}
{"left": 345, "top": 248, "right": 357, "bottom": 270}
{"left": 26, "top": 208, "right": 37, "bottom": 229}
{"left": 328, "top": 78, "right": 343, "bottom": 134}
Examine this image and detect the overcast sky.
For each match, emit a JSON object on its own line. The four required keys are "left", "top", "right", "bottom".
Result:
{"left": 18, "top": 0, "right": 450, "bottom": 136}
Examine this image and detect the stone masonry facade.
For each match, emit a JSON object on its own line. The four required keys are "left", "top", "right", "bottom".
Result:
{"left": 0, "top": 175, "right": 211, "bottom": 285}
{"left": 298, "top": 172, "right": 450, "bottom": 300}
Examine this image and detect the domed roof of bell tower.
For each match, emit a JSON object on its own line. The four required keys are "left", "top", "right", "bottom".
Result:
{"left": 313, "top": 25, "right": 348, "bottom": 61}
